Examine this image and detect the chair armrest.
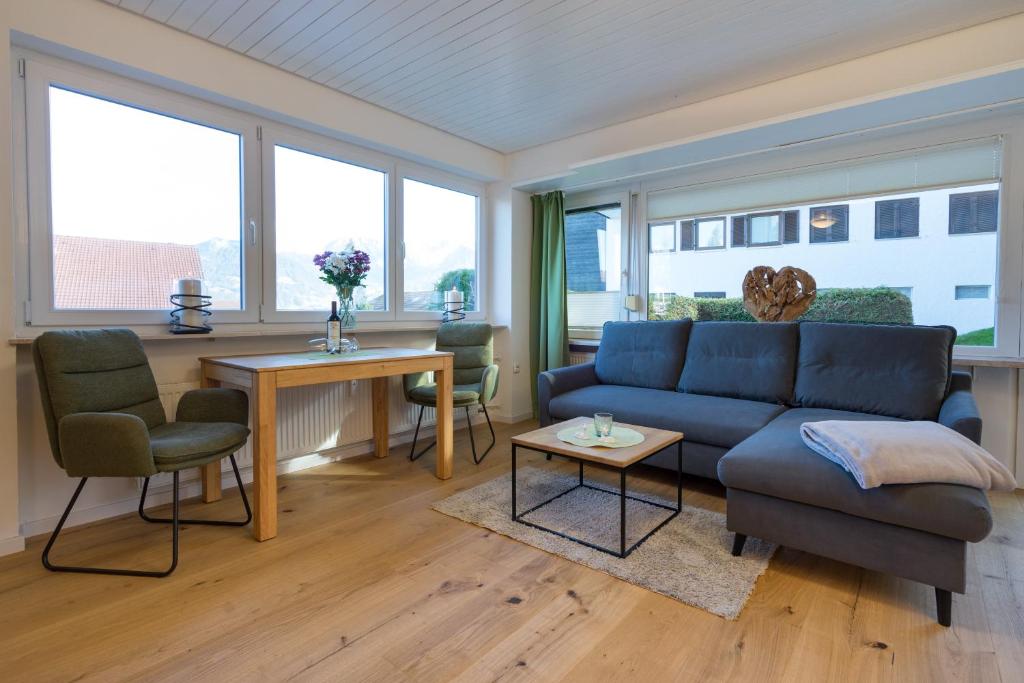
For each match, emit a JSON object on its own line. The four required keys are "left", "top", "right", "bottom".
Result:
{"left": 939, "top": 372, "right": 982, "bottom": 444}
{"left": 58, "top": 412, "right": 156, "bottom": 477}
{"left": 537, "top": 362, "right": 598, "bottom": 426}
{"left": 480, "top": 364, "right": 500, "bottom": 405}
{"left": 176, "top": 388, "right": 249, "bottom": 426}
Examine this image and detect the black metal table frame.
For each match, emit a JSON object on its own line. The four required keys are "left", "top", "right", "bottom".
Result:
{"left": 511, "top": 439, "right": 683, "bottom": 558}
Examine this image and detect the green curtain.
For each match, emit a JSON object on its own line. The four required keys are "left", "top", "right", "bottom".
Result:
{"left": 530, "top": 191, "right": 569, "bottom": 414}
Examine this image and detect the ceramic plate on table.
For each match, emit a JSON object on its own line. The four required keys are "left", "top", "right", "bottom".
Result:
{"left": 555, "top": 424, "right": 645, "bottom": 449}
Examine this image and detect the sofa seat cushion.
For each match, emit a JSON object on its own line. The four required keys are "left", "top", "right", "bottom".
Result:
{"left": 679, "top": 321, "right": 798, "bottom": 404}
{"left": 150, "top": 422, "right": 251, "bottom": 471}
{"left": 548, "top": 385, "right": 786, "bottom": 449}
{"left": 717, "top": 408, "right": 993, "bottom": 542}
{"left": 594, "top": 320, "right": 692, "bottom": 390}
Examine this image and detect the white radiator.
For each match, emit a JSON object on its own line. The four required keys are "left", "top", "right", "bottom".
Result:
{"left": 147, "top": 378, "right": 433, "bottom": 488}
{"left": 569, "top": 351, "right": 596, "bottom": 365}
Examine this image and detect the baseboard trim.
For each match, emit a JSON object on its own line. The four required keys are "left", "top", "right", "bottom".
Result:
{"left": 0, "top": 534, "right": 26, "bottom": 557}
{"left": 492, "top": 410, "right": 533, "bottom": 424}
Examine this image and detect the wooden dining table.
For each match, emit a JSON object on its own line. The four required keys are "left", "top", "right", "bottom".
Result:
{"left": 198, "top": 347, "right": 455, "bottom": 541}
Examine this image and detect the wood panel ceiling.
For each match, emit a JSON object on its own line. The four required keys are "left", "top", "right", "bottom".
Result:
{"left": 103, "top": 0, "right": 1023, "bottom": 152}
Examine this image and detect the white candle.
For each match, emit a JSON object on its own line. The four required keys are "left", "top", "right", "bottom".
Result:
{"left": 176, "top": 278, "right": 204, "bottom": 329}
{"left": 444, "top": 288, "right": 463, "bottom": 304}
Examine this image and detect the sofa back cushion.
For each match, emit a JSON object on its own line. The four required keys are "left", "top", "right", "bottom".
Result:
{"left": 678, "top": 321, "right": 798, "bottom": 404}
{"left": 794, "top": 322, "right": 954, "bottom": 420}
{"left": 595, "top": 320, "right": 692, "bottom": 390}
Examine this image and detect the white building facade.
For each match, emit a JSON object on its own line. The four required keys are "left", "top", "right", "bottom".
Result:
{"left": 647, "top": 182, "right": 999, "bottom": 339}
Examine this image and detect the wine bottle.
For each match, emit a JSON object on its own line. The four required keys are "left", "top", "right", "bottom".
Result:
{"left": 327, "top": 301, "right": 341, "bottom": 352}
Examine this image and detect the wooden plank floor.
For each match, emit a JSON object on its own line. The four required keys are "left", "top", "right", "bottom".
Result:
{"left": 2, "top": 419, "right": 1022, "bottom": 682}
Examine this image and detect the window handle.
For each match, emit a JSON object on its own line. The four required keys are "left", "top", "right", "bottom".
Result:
{"left": 248, "top": 219, "right": 257, "bottom": 246}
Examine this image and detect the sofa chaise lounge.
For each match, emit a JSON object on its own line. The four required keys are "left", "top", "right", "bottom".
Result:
{"left": 537, "top": 319, "right": 990, "bottom": 626}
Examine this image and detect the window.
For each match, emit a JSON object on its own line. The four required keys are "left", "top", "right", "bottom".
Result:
{"left": 649, "top": 222, "right": 676, "bottom": 252}
{"left": 695, "top": 217, "right": 725, "bottom": 250}
{"left": 887, "top": 286, "right": 913, "bottom": 299}
{"left": 272, "top": 145, "right": 387, "bottom": 312}
{"left": 955, "top": 285, "right": 991, "bottom": 300}
{"left": 949, "top": 190, "right": 998, "bottom": 234}
{"left": 731, "top": 211, "right": 798, "bottom": 246}
{"left": 401, "top": 176, "right": 480, "bottom": 313}
{"left": 45, "top": 87, "right": 245, "bottom": 312}
{"left": 21, "top": 54, "right": 489, "bottom": 329}
{"left": 809, "top": 205, "right": 849, "bottom": 243}
{"left": 875, "top": 198, "right": 919, "bottom": 238}
{"left": 647, "top": 184, "right": 1000, "bottom": 348}
{"left": 565, "top": 204, "right": 622, "bottom": 329}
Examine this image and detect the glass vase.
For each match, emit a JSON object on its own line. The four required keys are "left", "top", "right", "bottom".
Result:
{"left": 335, "top": 286, "right": 357, "bottom": 329}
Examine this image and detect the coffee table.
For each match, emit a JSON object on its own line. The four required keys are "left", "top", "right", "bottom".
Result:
{"left": 510, "top": 417, "right": 684, "bottom": 558}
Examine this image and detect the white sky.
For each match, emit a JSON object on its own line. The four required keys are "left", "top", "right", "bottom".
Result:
{"left": 49, "top": 86, "right": 478, "bottom": 299}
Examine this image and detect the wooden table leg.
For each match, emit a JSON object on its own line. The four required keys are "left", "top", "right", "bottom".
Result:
{"left": 252, "top": 372, "right": 278, "bottom": 541}
{"left": 371, "top": 377, "right": 389, "bottom": 459}
{"left": 435, "top": 356, "right": 454, "bottom": 480}
{"left": 199, "top": 367, "right": 222, "bottom": 503}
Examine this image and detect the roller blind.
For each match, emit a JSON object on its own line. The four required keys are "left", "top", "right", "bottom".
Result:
{"left": 647, "top": 137, "right": 1003, "bottom": 222}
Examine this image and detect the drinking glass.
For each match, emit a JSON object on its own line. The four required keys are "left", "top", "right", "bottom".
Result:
{"left": 594, "top": 412, "right": 613, "bottom": 438}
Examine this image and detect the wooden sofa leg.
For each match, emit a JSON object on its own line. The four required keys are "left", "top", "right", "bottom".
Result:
{"left": 731, "top": 533, "right": 747, "bottom": 557}
{"left": 935, "top": 587, "right": 952, "bottom": 627}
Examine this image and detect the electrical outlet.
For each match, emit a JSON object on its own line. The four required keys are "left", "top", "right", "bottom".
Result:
{"left": 513, "top": 363, "right": 520, "bottom": 374}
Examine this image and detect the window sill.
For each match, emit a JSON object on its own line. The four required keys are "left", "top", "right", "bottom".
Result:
{"left": 9, "top": 322, "right": 506, "bottom": 346}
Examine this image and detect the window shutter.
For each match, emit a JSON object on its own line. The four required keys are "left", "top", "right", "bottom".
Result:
{"left": 679, "top": 220, "right": 695, "bottom": 250}
{"left": 783, "top": 210, "right": 799, "bottom": 244}
{"left": 831, "top": 205, "right": 849, "bottom": 242}
{"left": 949, "top": 194, "right": 972, "bottom": 234}
{"left": 950, "top": 190, "right": 998, "bottom": 234}
{"left": 875, "top": 200, "right": 897, "bottom": 239}
{"left": 898, "top": 198, "right": 919, "bottom": 237}
{"left": 731, "top": 215, "right": 746, "bottom": 247}
{"left": 977, "top": 191, "right": 998, "bottom": 232}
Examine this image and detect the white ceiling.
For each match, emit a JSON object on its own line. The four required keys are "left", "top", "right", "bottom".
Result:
{"left": 103, "top": 0, "right": 1024, "bottom": 153}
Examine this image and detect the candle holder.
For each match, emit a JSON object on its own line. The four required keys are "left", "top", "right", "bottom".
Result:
{"left": 170, "top": 292, "right": 212, "bottom": 333}
{"left": 170, "top": 278, "right": 212, "bottom": 334}
{"left": 443, "top": 288, "right": 466, "bottom": 323}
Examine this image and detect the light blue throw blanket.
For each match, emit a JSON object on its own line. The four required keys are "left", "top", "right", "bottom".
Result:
{"left": 800, "top": 420, "right": 1016, "bottom": 491}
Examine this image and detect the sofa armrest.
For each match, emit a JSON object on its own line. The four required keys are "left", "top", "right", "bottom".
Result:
{"left": 176, "top": 388, "right": 249, "bottom": 426}
{"left": 938, "top": 371, "right": 982, "bottom": 444}
{"left": 58, "top": 412, "right": 157, "bottom": 478}
{"left": 537, "top": 362, "right": 598, "bottom": 426}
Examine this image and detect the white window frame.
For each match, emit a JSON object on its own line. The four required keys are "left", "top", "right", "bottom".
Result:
{"left": 639, "top": 116, "right": 1023, "bottom": 358}
{"left": 396, "top": 163, "right": 486, "bottom": 321}
{"left": 259, "top": 124, "right": 396, "bottom": 323}
{"left": 565, "top": 189, "right": 631, "bottom": 338}
{"left": 21, "top": 55, "right": 261, "bottom": 327}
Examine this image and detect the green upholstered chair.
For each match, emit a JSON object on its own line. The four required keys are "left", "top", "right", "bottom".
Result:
{"left": 33, "top": 329, "right": 252, "bottom": 577}
{"left": 405, "top": 322, "right": 499, "bottom": 464}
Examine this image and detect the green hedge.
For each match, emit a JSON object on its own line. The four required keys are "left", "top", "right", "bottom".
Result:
{"left": 648, "top": 287, "right": 913, "bottom": 324}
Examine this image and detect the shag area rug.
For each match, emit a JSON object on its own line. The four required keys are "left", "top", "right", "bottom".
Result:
{"left": 433, "top": 466, "right": 776, "bottom": 619}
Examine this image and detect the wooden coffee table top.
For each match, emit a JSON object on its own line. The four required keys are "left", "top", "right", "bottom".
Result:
{"left": 511, "top": 417, "right": 683, "bottom": 468}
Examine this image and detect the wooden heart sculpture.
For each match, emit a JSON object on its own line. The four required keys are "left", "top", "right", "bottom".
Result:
{"left": 742, "top": 266, "right": 817, "bottom": 322}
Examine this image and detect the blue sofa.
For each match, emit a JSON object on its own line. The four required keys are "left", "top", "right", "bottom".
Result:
{"left": 537, "top": 319, "right": 990, "bottom": 626}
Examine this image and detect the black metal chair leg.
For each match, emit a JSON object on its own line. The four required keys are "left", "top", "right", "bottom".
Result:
{"left": 139, "top": 454, "right": 251, "bottom": 526}
{"left": 43, "top": 474, "right": 179, "bottom": 578}
{"left": 408, "top": 406, "right": 437, "bottom": 461}
{"left": 465, "top": 406, "right": 478, "bottom": 462}
{"left": 471, "top": 404, "right": 496, "bottom": 465}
